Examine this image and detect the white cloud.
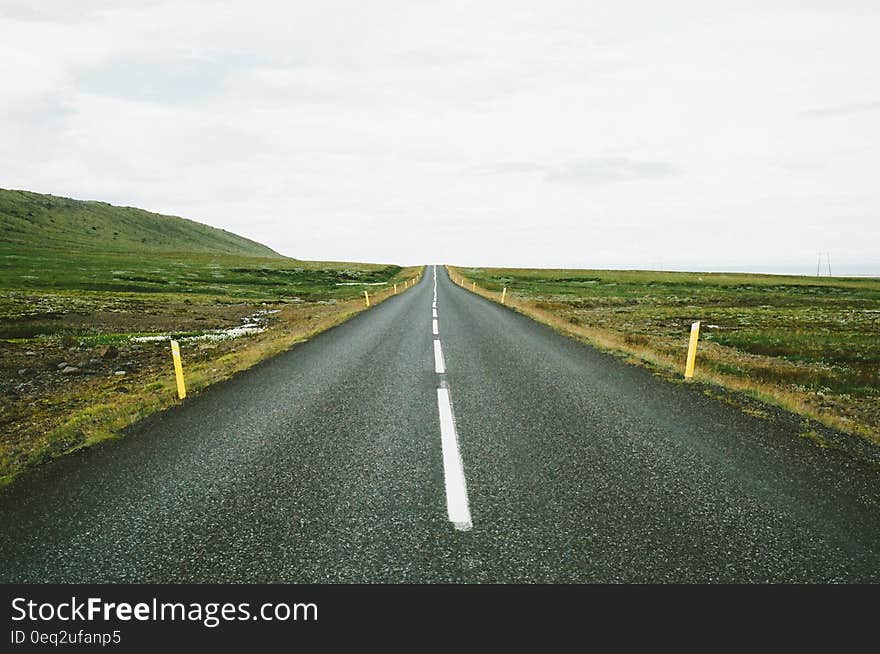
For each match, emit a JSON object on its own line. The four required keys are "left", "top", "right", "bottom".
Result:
{"left": 1, "top": 0, "right": 878, "bottom": 273}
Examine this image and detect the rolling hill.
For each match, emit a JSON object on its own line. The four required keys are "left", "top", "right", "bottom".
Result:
{"left": 0, "top": 188, "right": 280, "bottom": 257}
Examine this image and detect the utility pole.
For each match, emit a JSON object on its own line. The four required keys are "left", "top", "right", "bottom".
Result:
{"left": 827, "top": 252, "right": 832, "bottom": 277}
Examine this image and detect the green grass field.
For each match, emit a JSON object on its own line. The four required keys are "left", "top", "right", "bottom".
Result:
{"left": 0, "top": 247, "right": 407, "bottom": 338}
{"left": 451, "top": 266, "right": 880, "bottom": 442}
{"left": 0, "top": 247, "right": 402, "bottom": 302}
{"left": 0, "top": 189, "right": 420, "bottom": 486}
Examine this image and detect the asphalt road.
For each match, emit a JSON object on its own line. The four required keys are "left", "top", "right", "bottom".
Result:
{"left": 2, "top": 266, "right": 879, "bottom": 582}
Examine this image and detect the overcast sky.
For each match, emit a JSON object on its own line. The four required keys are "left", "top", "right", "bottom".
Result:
{"left": 1, "top": 1, "right": 878, "bottom": 273}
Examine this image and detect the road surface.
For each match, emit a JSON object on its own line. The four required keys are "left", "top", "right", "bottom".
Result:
{"left": 2, "top": 266, "right": 879, "bottom": 582}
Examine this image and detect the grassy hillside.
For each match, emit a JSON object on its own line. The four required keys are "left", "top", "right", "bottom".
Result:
{"left": 0, "top": 188, "right": 279, "bottom": 257}
{"left": 450, "top": 266, "right": 880, "bottom": 446}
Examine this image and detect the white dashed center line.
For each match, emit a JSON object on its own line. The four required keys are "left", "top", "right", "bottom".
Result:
{"left": 433, "top": 339, "right": 445, "bottom": 374}
{"left": 431, "top": 264, "right": 473, "bottom": 532}
{"left": 436, "top": 386, "right": 472, "bottom": 530}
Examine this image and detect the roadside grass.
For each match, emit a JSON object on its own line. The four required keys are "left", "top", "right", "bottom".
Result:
{"left": 449, "top": 266, "right": 880, "bottom": 444}
{"left": 11, "top": 301, "right": 366, "bottom": 477}
{"left": 0, "top": 245, "right": 422, "bottom": 487}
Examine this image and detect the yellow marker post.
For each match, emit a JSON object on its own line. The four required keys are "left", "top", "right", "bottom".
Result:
{"left": 472, "top": 281, "right": 476, "bottom": 291}
{"left": 501, "top": 287, "right": 507, "bottom": 304}
{"left": 364, "top": 290, "right": 371, "bottom": 307}
{"left": 393, "top": 283, "right": 398, "bottom": 295}
{"left": 684, "top": 321, "right": 701, "bottom": 379}
{"left": 170, "top": 339, "right": 186, "bottom": 400}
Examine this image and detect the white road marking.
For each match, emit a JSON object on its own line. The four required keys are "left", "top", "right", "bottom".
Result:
{"left": 433, "top": 339, "right": 445, "bottom": 374}
{"left": 436, "top": 387, "right": 472, "bottom": 531}
{"left": 428, "top": 264, "right": 473, "bottom": 531}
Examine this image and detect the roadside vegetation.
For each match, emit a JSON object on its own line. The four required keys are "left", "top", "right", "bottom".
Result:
{"left": 449, "top": 266, "right": 880, "bottom": 446}
{"left": 0, "top": 189, "right": 421, "bottom": 487}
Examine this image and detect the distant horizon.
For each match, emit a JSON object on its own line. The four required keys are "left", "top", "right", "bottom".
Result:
{"left": 445, "top": 263, "right": 880, "bottom": 278}
{"left": 4, "top": 183, "right": 877, "bottom": 278}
